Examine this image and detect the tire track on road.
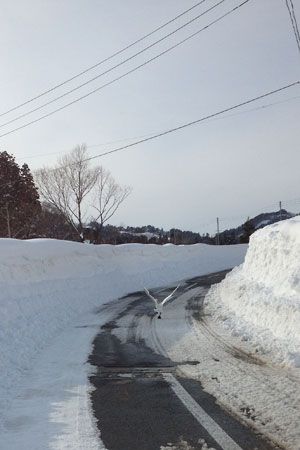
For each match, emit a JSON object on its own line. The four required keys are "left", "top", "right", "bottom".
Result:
{"left": 89, "top": 273, "right": 278, "bottom": 450}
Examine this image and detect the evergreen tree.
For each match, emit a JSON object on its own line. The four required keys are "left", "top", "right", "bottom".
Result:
{"left": 0, "top": 151, "right": 41, "bottom": 238}
{"left": 240, "top": 219, "right": 255, "bottom": 243}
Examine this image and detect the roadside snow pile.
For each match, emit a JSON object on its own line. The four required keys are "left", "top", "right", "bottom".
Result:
{"left": 0, "top": 239, "right": 246, "bottom": 416}
{"left": 205, "top": 217, "right": 300, "bottom": 367}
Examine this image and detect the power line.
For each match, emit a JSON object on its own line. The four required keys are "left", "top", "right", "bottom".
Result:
{"left": 0, "top": 81, "right": 300, "bottom": 173}
{"left": 19, "top": 133, "right": 158, "bottom": 160}
{"left": 2, "top": 79, "right": 299, "bottom": 172}
{"left": 12, "top": 92, "right": 300, "bottom": 162}
{"left": 0, "top": 0, "right": 229, "bottom": 129}
{"left": 81, "top": 80, "right": 299, "bottom": 162}
{"left": 0, "top": 0, "right": 209, "bottom": 119}
{"left": 198, "top": 92, "right": 300, "bottom": 123}
{"left": 0, "top": 0, "right": 251, "bottom": 139}
{"left": 1, "top": 81, "right": 299, "bottom": 192}
{"left": 285, "top": 0, "right": 300, "bottom": 54}
{"left": 289, "top": 0, "right": 300, "bottom": 44}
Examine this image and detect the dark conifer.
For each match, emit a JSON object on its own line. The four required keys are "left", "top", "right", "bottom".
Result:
{"left": 0, "top": 151, "right": 41, "bottom": 238}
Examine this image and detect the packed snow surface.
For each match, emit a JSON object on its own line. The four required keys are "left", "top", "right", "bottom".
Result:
{"left": 0, "top": 239, "right": 246, "bottom": 448}
{"left": 206, "top": 217, "right": 300, "bottom": 367}
{"left": 121, "top": 284, "right": 299, "bottom": 450}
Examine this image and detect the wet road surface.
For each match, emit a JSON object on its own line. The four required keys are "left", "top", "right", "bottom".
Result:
{"left": 89, "top": 271, "right": 278, "bottom": 450}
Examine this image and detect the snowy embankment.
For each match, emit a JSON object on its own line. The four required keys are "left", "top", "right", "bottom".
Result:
{"left": 206, "top": 217, "right": 300, "bottom": 367}
{"left": 0, "top": 239, "right": 246, "bottom": 414}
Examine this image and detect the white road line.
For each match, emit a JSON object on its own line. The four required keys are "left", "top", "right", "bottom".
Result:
{"left": 163, "top": 373, "right": 243, "bottom": 450}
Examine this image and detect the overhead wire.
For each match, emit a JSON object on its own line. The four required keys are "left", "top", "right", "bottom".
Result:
{"left": 0, "top": 77, "right": 298, "bottom": 194}
{"left": 20, "top": 133, "right": 159, "bottom": 160}
{"left": 12, "top": 92, "right": 300, "bottom": 162}
{"left": 0, "top": 0, "right": 229, "bottom": 129}
{"left": 0, "top": 0, "right": 251, "bottom": 139}
{"left": 193, "top": 92, "right": 300, "bottom": 124}
{"left": 0, "top": 0, "right": 210, "bottom": 118}
{"left": 1, "top": 1, "right": 299, "bottom": 232}
{"left": 285, "top": 0, "right": 300, "bottom": 54}
{"left": 289, "top": 0, "right": 300, "bottom": 44}
{"left": 1, "top": 79, "right": 299, "bottom": 185}
{"left": 1, "top": 80, "right": 299, "bottom": 193}
{"left": 80, "top": 80, "right": 300, "bottom": 163}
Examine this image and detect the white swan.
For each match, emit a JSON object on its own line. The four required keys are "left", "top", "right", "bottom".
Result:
{"left": 144, "top": 284, "right": 180, "bottom": 318}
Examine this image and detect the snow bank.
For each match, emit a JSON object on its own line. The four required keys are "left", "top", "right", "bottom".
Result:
{"left": 205, "top": 217, "right": 300, "bottom": 367}
{"left": 0, "top": 239, "right": 246, "bottom": 417}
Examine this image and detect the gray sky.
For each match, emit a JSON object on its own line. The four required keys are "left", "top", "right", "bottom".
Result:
{"left": 1, "top": 0, "right": 300, "bottom": 234}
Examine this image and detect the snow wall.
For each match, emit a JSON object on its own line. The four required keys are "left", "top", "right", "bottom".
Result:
{"left": 0, "top": 239, "right": 246, "bottom": 411}
{"left": 205, "top": 217, "right": 300, "bottom": 367}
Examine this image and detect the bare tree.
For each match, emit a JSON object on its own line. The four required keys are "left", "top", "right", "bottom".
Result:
{"left": 35, "top": 144, "right": 131, "bottom": 242}
{"left": 92, "top": 166, "right": 131, "bottom": 242}
{"left": 35, "top": 144, "right": 98, "bottom": 240}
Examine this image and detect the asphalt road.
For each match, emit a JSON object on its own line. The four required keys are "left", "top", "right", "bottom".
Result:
{"left": 89, "top": 271, "right": 277, "bottom": 450}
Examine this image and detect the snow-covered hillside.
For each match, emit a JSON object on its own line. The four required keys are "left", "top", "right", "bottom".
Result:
{"left": 206, "top": 217, "right": 300, "bottom": 367}
{"left": 0, "top": 239, "right": 246, "bottom": 421}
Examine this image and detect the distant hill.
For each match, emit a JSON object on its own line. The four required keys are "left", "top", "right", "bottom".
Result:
{"left": 218, "top": 209, "right": 296, "bottom": 244}
{"left": 84, "top": 210, "right": 298, "bottom": 245}
{"left": 84, "top": 223, "right": 213, "bottom": 245}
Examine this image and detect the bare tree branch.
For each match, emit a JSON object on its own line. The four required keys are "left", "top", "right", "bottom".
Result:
{"left": 35, "top": 144, "right": 98, "bottom": 240}
{"left": 92, "top": 167, "right": 131, "bottom": 239}
{"left": 35, "top": 144, "right": 131, "bottom": 243}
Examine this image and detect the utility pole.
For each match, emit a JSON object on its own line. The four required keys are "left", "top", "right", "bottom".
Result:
{"left": 279, "top": 201, "right": 282, "bottom": 221}
{"left": 216, "top": 217, "right": 220, "bottom": 245}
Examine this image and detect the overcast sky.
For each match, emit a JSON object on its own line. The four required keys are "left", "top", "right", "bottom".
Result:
{"left": 1, "top": 0, "right": 300, "bottom": 234}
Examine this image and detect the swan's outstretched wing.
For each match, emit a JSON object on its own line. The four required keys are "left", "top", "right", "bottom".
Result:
{"left": 144, "top": 288, "right": 158, "bottom": 307}
{"left": 161, "top": 284, "right": 180, "bottom": 306}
